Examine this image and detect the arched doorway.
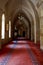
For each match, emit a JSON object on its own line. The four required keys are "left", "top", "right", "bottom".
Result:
{"left": 12, "top": 13, "right": 31, "bottom": 40}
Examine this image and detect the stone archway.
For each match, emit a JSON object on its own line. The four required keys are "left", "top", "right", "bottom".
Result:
{"left": 12, "top": 12, "right": 32, "bottom": 40}
{"left": 10, "top": 0, "right": 40, "bottom": 43}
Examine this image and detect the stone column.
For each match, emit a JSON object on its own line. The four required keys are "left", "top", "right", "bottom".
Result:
{"left": 5, "top": 6, "right": 9, "bottom": 42}
{"left": 40, "top": 9, "right": 43, "bottom": 50}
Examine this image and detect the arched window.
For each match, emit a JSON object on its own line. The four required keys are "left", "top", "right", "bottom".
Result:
{"left": 9, "top": 20, "right": 11, "bottom": 38}
{"left": 1, "top": 13, "right": 5, "bottom": 39}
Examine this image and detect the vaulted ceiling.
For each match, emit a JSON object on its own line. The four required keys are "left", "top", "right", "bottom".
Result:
{"left": 0, "top": 0, "right": 38, "bottom": 9}
{"left": 0, "top": 0, "right": 43, "bottom": 21}
{"left": 0, "top": 0, "right": 39, "bottom": 9}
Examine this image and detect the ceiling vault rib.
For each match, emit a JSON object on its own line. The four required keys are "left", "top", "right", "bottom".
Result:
{"left": 37, "top": 1, "right": 43, "bottom": 8}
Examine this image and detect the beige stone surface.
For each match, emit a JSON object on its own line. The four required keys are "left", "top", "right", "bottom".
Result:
{"left": 40, "top": 16, "right": 43, "bottom": 50}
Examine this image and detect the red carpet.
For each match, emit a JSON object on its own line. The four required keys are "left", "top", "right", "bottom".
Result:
{"left": 0, "top": 40, "right": 43, "bottom": 65}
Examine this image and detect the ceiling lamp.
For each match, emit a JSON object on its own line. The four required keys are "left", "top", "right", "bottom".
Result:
{"left": 18, "top": 15, "right": 24, "bottom": 21}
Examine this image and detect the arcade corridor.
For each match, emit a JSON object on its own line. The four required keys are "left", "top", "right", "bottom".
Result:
{"left": 0, "top": 0, "right": 43, "bottom": 65}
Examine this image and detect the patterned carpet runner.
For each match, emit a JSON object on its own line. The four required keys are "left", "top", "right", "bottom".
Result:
{"left": 0, "top": 40, "right": 43, "bottom": 65}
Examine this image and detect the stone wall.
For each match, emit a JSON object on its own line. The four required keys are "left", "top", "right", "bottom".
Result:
{"left": 0, "top": 8, "right": 12, "bottom": 49}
